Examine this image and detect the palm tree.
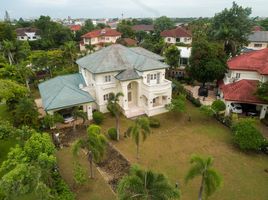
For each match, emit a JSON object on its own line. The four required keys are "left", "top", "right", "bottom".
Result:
{"left": 72, "top": 107, "right": 88, "bottom": 132}
{"left": 185, "top": 155, "right": 222, "bottom": 200}
{"left": 62, "top": 41, "right": 77, "bottom": 68}
{"left": 107, "top": 92, "right": 124, "bottom": 141}
{"left": 1, "top": 40, "right": 15, "bottom": 65}
{"left": 72, "top": 124, "right": 107, "bottom": 178}
{"left": 117, "top": 165, "right": 180, "bottom": 200}
{"left": 126, "top": 117, "right": 151, "bottom": 160}
{"left": 17, "top": 62, "right": 35, "bottom": 91}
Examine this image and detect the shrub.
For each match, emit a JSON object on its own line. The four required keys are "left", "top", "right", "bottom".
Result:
{"left": 200, "top": 105, "right": 214, "bottom": 117}
{"left": 186, "top": 95, "right": 201, "bottom": 107}
{"left": 232, "top": 120, "right": 266, "bottom": 151}
{"left": 149, "top": 117, "right": 160, "bottom": 128}
{"left": 211, "top": 100, "right": 226, "bottom": 114}
{"left": 93, "top": 111, "right": 104, "bottom": 124}
{"left": 108, "top": 128, "right": 117, "bottom": 140}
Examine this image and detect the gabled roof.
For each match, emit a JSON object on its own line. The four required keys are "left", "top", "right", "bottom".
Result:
{"left": 115, "top": 68, "right": 141, "bottom": 81}
{"left": 228, "top": 48, "right": 268, "bottom": 75}
{"left": 160, "top": 27, "right": 192, "bottom": 38}
{"left": 16, "top": 27, "right": 40, "bottom": 36}
{"left": 81, "top": 28, "right": 121, "bottom": 39}
{"left": 248, "top": 31, "right": 268, "bottom": 42}
{"left": 220, "top": 79, "right": 266, "bottom": 104}
{"left": 38, "top": 73, "right": 94, "bottom": 111}
{"left": 69, "top": 25, "right": 81, "bottom": 31}
{"left": 76, "top": 44, "right": 168, "bottom": 74}
{"left": 132, "top": 24, "right": 154, "bottom": 32}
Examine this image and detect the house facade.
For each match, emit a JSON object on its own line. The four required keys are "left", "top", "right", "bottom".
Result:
{"left": 247, "top": 31, "right": 268, "bottom": 50}
{"left": 80, "top": 28, "right": 121, "bottom": 51}
{"left": 39, "top": 45, "right": 172, "bottom": 120}
{"left": 160, "top": 27, "right": 192, "bottom": 45}
{"left": 16, "top": 27, "right": 41, "bottom": 41}
{"left": 218, "top": 48, "right": 268, "bottom": 119}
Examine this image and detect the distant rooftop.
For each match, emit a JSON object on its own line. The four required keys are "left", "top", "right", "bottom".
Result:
{"left": 132, "top": 24, "right": 154, "bottom": 32}
{"left": 160, "top": 27, "right": 192, "bottom": 38}
{"left": 81, "top": 28, "right": 121, "bottom": 38}
{"left": 248, "top": 31, "right": 268, "bottom": 42}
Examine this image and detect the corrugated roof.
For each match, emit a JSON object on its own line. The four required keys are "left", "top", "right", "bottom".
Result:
{"left": 38, "top": 73, "right": 94, "bottom": 111}
{"left": 76, "top": 44, "right": 168, "bottom": 74}
{"left": 248, "top": 31, "right": 268, "bottom": 42}
{"left": 115, "top": 68, "right": 141, "bottom": 81}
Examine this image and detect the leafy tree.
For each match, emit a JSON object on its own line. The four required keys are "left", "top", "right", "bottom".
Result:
{"left": 126, "top": 117, "right": 151, "bottom": 160}
{"left": 107, "top": 92, "right": 124, "bottom": 141}
{"left": 154, "top": 16, "right": 175, "bottom": 33}
{"left": 256, "top": 81, "right": 268, "bottom": 101}
{"left": 141, "top": 33, "right": 165, "bottom": 54}
{"left": 1, "top": 40, "right": 15, "bottom": 64}
{"left": 62, "top": 41, "right": 77, "bottom": 68}
{"left": 72, "top": 125, "right": 107, "bottom": 178}
{"left": 164, "top": 45, "right": 180, "bottom": 68}
{"left": 259, "top": 18, "right": 268, "bottom": 31}
{"left": 188, "top": 39, "right": 227, "bottom": 86}
{"left": 231, "top": 119, "right": 266, "bottom": 151}
{"left": 13, "top": 97, "right": 39, "bottom": 127}
{"left": 166, "top": 94, "right": 186, "bottom": 113}
{"left": 0, "top": 22, "right": 16, "bottom": 42}
{"left": 185, "top": 155, "right": 222, "bottom": 200}
{"left": 200, "top": 105, "right": 214, "bottom": 118}
{"left": 117, "top": 165, "right": 180, "bottom": 200}
{"left": 14, "top": 40, "right": 31, "bottom": 63}
{"left": 117, "top": 21, "right": 135, "bottom": 38}
{"left": 211, "top": 100, "right": 226, "bottom": 114}
{"left": 188, "top": 18, "right": 211, "bottom": 41}
{"left": 210, "top": 2, "right": 253, "bottom": 56}
{"left": 73, "top": 163, "right": 87, "bottom": 187}
{"left": 72, "top": 107, "right": 87, "bottom": 132}
{"left": 42, "top": 113, "right": 64, "bottom": 129}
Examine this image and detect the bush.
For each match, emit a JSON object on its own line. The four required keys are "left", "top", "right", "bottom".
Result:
{"left": 108, "top": 128, "right": 117, "bottom": 140}
{"left": 186, "top": 95, "right": 201, "bottom": 107}
{"left": 93, "top": 111, "right": 104, "bottom": 124}
{"left": 149, "top": 117, "right": 160, "bottom": 128}
{"left": 231, "top": 120, "right": 266, "bottom": 151}
{"left": 211, "top": 100, "right": 226, "bottom": 114}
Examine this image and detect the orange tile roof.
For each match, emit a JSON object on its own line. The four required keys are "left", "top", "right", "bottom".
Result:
{"left": 81, "top": 28, "right": 121, "bottom": 39}
{"left": 160, "top": 27, "right": 192, "bottom": 38}
{"left": 69, "top": 25, "right": 81, "bottom": 31}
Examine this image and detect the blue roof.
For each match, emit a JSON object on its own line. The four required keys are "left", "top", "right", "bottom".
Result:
{"left": 38, "top": 73, "right": 94, "bottom": 111}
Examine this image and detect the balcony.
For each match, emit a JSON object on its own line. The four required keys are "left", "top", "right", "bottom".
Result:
{"left": 141, "top": 79, "right": 172, "bottom": 93}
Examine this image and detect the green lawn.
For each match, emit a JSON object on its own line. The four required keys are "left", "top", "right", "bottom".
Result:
{"left": 100, "top": 102, "right": 268, "bottom": 200}
{"left": 56, "top": 146, "right": 116, "bottom": 200}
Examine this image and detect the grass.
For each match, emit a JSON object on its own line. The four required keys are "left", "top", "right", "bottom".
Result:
{"left": 56, "top": 146, "right": 116, "bottom": 200}
{"left": 100, "top": 102, "right": 268, "bottom": 200}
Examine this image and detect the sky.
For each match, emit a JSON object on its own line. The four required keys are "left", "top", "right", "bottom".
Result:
{"left": 0, "top": 0, "right": 267, "bottom": 19}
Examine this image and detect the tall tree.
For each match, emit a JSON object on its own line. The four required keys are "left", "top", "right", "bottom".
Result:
{"left": 210, "top": 2, "right": 253, "bottom": 56}
{"left": 117, "top": 165, "right": 180, "bottom": 200}
{"left": 185, "top": 155, "right": 222, "bottom": 200}
{"left": 71, "top": 107, "right": 88, "bottom": 132}
{"left": 126, "top": 117, "right": 151, "bottom": 160}
{"left": 154, "top": 16, "right": 175, "bottom": 33}
{"left": 72, "top": 125, "right": 107, "bottom": 178}
{"left": 256, "top": 81, "right": 268, "bottom": 101}
{"left": 107, "top": 92, "right": 124, "bottom": 141}
{"left": 62, "top": 41, "right": 77, "bottom": 68}
{"left": 188, "top": 39, "right": 227, "bottom": 86}
{"left": 117, "top": 20, "right": 135, "bottom": 38}
{"left": 2, "top": 40, "right": 15, "bottom": 64}
{"left": 259, "top": 18, "right": 268, "bottom": 31}
{"left": 164, "top": 45, "right": 180, "bottom": 68}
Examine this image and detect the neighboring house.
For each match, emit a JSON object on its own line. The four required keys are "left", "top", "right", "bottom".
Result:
{"left": 247, "top": 31, "right": 268, "bottom": 50}
{"left": 69, "top": 25, "right": 81, "bottom": 34}
{"left": 160, "top": 27, "right": 192, "bottom": 45}
{"left": 80, "top": 28, "right": 122, "bottom": 51}
{"left": 132, "top": 24, "right": 154, "bottom": 33}
{"left": 117, "top": 38, "right": 138, "bottom": 47}
{"left": 218, "top": 48, "right": 268, "bottom": 119}
{"left": 16, "top": 27, "right": 41, "bottom": 41}
{"left": 39, "top": 44, "right": 172, "bottom": 120}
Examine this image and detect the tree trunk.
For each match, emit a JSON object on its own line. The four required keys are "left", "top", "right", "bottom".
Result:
{"left": 198, "top": 174, "right": 205, "bottom": 200}
{"left": 25, "top": 79, "right": 30, "bottom": 91}
{"left": 116, "top": 115, "right": 120, "bottom": 141}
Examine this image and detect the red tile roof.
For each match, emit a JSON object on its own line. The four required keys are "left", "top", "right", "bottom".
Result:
{"left": 228, "top": 48, "right": 268, "bottom": 75}
{"left": 160, "top": 27, "right": 192, "bottom": 38}
{"left": 132, "top": 25, "right": 154, "bottom": 32}
{"left": 220, "top": 79, "right": 266, "bottom": 104}
{"left": 69, "top": 25, "right": 81, "bottom": 31}
{"left": 122, "top": 38, "right": 137, "bottom": 46}
{"left": 81, "top": 28, "right": 122, "bottom": 39}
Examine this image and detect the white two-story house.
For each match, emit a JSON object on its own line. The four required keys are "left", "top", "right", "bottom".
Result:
{"left": 80, "top": 28, "right": 122, "bottom": 51}
{"left": 161, "top": 27, "right": 192, "bottom": 45}
{"left": 39, "top": 44, "right": 172, "bottom": 120}
{"left": 16, "top": 27, "right": 41, "bottom": 41}
{"left": 218, "top": 48, "right": 268, "bottom": 119}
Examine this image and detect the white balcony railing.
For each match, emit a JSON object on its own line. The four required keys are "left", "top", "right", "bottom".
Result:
{"left": 142, "top": 79, "right": 172, "bottom": 92}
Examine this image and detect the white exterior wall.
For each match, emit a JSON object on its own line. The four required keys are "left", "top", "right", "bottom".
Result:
{"left": 164, "top": 37, "right": 192, "bottom": 45}
{"left": 17, "top": 32, "right": 41, "bottom": 41}
{"left": 247, "top": 42, "right": 268, "bottom": 50}
{"left": 224, "top": 70, "right": 262, "bottom": 84}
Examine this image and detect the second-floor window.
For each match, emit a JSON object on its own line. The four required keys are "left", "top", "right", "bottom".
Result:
{"left": 147, "top": 73, "right": 160, "bottom": 84}
{"left": 104, "top": 75, "right": 111, "bottom": 82}
{"left": 254, "top": 43, "right": 263, "bottom": 48}
{"left": 235, "top": 73, "right": 241, "bottom": 79}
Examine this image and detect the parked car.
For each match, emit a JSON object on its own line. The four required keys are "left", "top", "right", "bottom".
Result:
{"left": 230, "top": 103, "right": 243, "bottom": 114}
{"left": 62, "top": 113, "right": 74, "bottom": 124}
{"left": 246, "top": 109, "right": 258, "bottom": 116}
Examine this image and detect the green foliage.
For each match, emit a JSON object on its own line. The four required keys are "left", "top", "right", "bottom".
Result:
{"left": 211, "top": 100, "right": 226, "bottom": 114}
{"left": 210, "top": 2, "right": 253, "bottom": 56}
{"left": 148, "top": 117, "right": 161, "bottom": 128}
{"left": 117, "top": 20, "right": 135, "bottom": 38}
{"left": 117, "top": 165, "right": 180, "bottom": 200}
{"left": 256, "top": 81, "right": 268, "bottom": 102}
{"left": 154, "top": 16, "right": 175, "bottom": 33}
{"left": 93, "top": 111, "right": 104, "bottom": 125}
{"left": 107, "top": 127, "right": 117, "bottom": 140}
{"left": 0, "top": 22, "right": 16, "bottom": 42}
{"left": 200, "top": 105, "right": 214, "bottom": 118}
{"left": 166, "top": 94, "right": 186, "bottom": 113}
{"left": 188, "top": 39, "right": 227, "bottom": 85}
{"left": 42, "top": 113, "right": 64, "bottom": 129}
{"left": 231, "top": 119, "right": 266, "bottom": 151}
{"left": 73, "top": 163, "right": 87, "bottom": 186}
{"left": 140, "top": 33, "right": 165, "bottom": 54}
{"left": 185, "top": 154, "right": 222, "bottom": 199}
{"left": 0, "top": 121, "right": 16, "bottom": 139}
{"left": 188, "top": 18, "right": 211, "bottom": 41}
{"left": 164, "top": 45, "right": 180, "bottom": 68}
{"left": 61, "top": 41, "right": 78, "bottom": 67}
{"left": 259, "top": 18, "right": 268, "bottom": 31}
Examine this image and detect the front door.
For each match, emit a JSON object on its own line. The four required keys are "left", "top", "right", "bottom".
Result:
{"left": 128, "top": 92, "right": 132, "bottom": 102}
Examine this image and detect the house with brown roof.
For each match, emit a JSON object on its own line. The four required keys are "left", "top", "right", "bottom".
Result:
{"left": 132, "top": 24, "right": 154, "bottom": 34}
{"left": 218, "top": 48, "right": 268, "bottom": 119}
{"left": 16, "top": 27, "right": 41, "bottom": 41}
{"left": 69, "top": 25, "right": 81, "bottom": 33}
{"left": 80, "top": 28, "right": 122, "bottom": 51}
{"left": 160, "top": 27, "right": 192, "bottom": 45}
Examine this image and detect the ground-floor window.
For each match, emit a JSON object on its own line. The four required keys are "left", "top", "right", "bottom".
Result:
{"left": 103, "top": 93, "right": 112, "bottom": 101}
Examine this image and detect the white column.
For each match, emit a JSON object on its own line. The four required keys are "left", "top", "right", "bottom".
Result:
{"left": 225, "top": 101, "right": 231, "bottom": 116}
{"left": 121, "top": 82, "right": 129, "bottom": 110}
{"left": 84, "top": 103, "right": 93, "bottom": 120}
{"left": 260, "top": 105, "right": 267, "bottom": 119}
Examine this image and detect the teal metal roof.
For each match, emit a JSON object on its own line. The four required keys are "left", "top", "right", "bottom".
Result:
{"left": 76, "top": 44, "right": 169, "bottom": 74}
{"left": 38, "top": 73, "right": 94, "bottom": 111}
